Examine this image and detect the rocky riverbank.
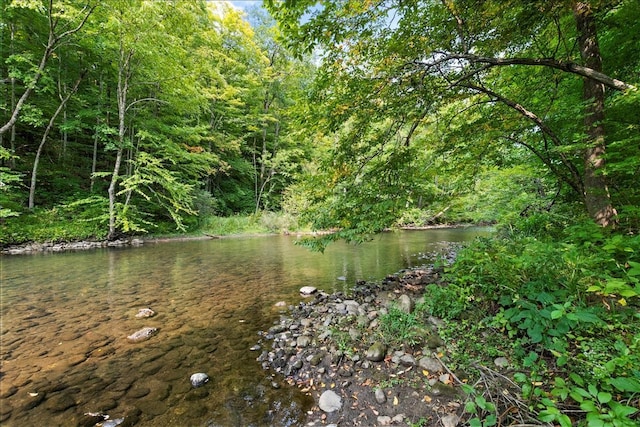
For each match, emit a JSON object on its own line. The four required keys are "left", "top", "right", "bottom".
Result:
{"left": 256, "top": 252, "right": 469, "bottom": 427}
{"left": 0, "top": 238, "right": 146, "bottom": 255}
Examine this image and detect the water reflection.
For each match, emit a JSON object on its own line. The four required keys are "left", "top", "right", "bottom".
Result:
{"left": 0, "top": 228, "right": 490, "bottom": 426}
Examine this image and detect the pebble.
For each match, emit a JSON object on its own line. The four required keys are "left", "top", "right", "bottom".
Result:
{"left": 374, "top": 388, "right": 386, "bottom": 404}
{"left": 189, "top": 373, "right": 209, "bottom": 388}
{"left": 126, "top": 327, "right": 157, "bottom": 343}
{"left": 135, "top": 308, "right": 155, "bottom": 318}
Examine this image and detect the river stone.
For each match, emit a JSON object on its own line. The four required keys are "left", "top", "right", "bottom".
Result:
{"left": 365, "top": 342, "right": 386, "bottom": 362}
{"left": 318, "top": 390, "right": 342, "bottom": 413}
{"left": 442, "top": 414, "right": 460, "bottom": 427}
{"left": 494, "top": 357, "right": 509, "bottom": 368}
{"left": 398, "top": 294, "right": 414, "bottom": 313}
{"left": 374, "top": 388, "right": 386, "bottom": 404}
{"left": 190, "top": 373, "right": 209, "bottom": 388}
{"left": 377, "top": 416, "right": 393, "bottom": 426}
{"left": 126, "top": 327, "right": 157, "bottom": 343}
{"left": 296, "top": 336, "right": 312, "bottom": 348}
{"left": 299, "top": 286, "right": 317, "bottom": 296}
{"left": 102, "top": 418, "right": 124, "bottom": 427}
{"left": 418, "top": 356, "right": 444, "bottom": 373}
{"left": 135, "top": 308, "right": 155, "bottom": 318}
{"left": 400, "top": 353, "right": 416, "bottom": 366}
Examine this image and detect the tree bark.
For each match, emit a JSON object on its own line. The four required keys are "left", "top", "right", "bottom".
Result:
{"left": 573, "top": 1, "right": 617, "bottom": 227}
{"left": 28, "top": 73, "right": 84, "bottom": 209}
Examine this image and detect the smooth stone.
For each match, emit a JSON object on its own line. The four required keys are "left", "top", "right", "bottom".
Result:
{"left": 494, "top": 356, "right": 509, "bottom": 368}
{"left": 400, "top": 354, "right": 416, "bottom": 366}
{"left": 102, "top": 418, "right": 124, "bottom": 427}
{"left": 299, "top": 286, "right": 317, "bottom": 295}
{"left": 189, "top": 373, "right": 209, "bottom": 388}
{"left": 398, "top": 294, "right": 414, "bottom": 313}
{"left": 135, "top": 308, "right": 155, "bottom": 318}
{"left": 426, "top": 334, "right": 444, "bottom": 349}
{"left": 442, "top": 414, "right": 460, "bottom": 427}
{"left": 296, "top": 336, "right": 312, "bottom": 348}
{"left": 377, "top": 415, "right": 392, "bottom": 426}
{"left": 374, "top": 388, "right": 386, "bottom": 404}
{"left": 431, "top": 382, "right": 458, "bottom": 397}
{"left": 126, "top": 327, "right": 157, "bottom": 343}
{"left": 365, "top": 342, "right": 386, "bottom": 362}
{"left": 418, "top": 356, "right": 444, "bottom": 373}
{"left": 318, "top": 390, "right": 342, "bottom": 413}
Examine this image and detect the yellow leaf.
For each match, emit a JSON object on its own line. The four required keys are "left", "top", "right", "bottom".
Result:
{"left": 423, "top": 395, "right": 432, "bottom": 403}
{"left": 393, "top": 396, "right": 399, "bottom": 405}
{"left": 618, "top": 298, "right": 627, "bottom": 306}
{"left": 422, "top": 370, "right": 430, "bottom": 377}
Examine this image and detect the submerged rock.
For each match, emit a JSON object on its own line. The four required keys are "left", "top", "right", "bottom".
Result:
{"left": 135, "top": 308, "right": 155, "bottom": 318}
{"left": 190, "top": 373, "right": 209, "bottom": 388}
{"left": 126, "top": 327, "right": 157, "bottom": 343}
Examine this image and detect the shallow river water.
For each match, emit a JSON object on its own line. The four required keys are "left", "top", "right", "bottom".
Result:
{"left": 0, "top": 228, "right": 490, "bottom": 426}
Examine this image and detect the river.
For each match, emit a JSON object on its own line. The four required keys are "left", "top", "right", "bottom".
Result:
{"left": 0, "top": 228, "right": 490, "bottom": 426}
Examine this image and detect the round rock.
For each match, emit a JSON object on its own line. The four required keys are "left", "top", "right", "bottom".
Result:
{"left": 189, "top": 373, "right": 209, "bottom": 388}
{"left": 318, "top": 390, "right": 342, "bottom": 413}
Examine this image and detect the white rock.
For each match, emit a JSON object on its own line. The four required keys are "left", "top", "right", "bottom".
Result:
{"left": 377, "top": 415, "right": 392, "bottom": 425}
{"left": 190, "top": 373, "right": 209, "bottom": 388}
{"left": 318, "top": 390, "right": 342, "bottom": 413}
{"left": 299, "top": 286, "right": 317, "bottom": 295}
{"left": 442, "top": 414, "right": 460, "bottom": 427}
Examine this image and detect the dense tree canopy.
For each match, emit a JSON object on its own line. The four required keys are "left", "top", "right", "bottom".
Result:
{"left": 0, "top": 0, "right": 314, "bottom": 241}
{"left": 267, "top": 0, "right": 640, "bottom": 242}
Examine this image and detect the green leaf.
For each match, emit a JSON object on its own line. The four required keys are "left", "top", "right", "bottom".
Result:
{"left": 597, "top": 392, "right": 612, "bottom": 404}
{"left": 608, "top": 377, "right": 640, "bottom": 393}
{"left": 469, "top": 418, "right": 482, "bottom": 427}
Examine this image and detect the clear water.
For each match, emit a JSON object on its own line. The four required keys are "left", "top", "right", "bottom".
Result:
{"left": 0, "top": 228, "right": 490, "bottom": 426}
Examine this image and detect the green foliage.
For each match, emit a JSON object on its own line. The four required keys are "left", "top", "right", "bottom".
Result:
{"left": 1, "top": 199, "right": 108, "bottom": 245}
{"left": 378, "top": 306, "right": 423, "bottom": 349}
{"left": 436, "top": 216, "right": 640, "bottom": 425}
{"left": 461, "top": 384, "right": 498, "bottom": 427}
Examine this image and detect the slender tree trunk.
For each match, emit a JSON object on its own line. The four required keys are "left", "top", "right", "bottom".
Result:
{"left": 108, "top": 45, "right": 133, "bottom": 240}
{"left": 0, "top": 1, "right": 95, "bottom": 136}
{"left": 28, "top": 73, "right": 84, "bottom": 209}
{"left": 573, "top": 1, "right": 617, "bottom": 227}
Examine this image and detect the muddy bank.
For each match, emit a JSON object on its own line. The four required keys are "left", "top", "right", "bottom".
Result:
{"left": 256, "top": 250, "right": 472, "bottom": 426}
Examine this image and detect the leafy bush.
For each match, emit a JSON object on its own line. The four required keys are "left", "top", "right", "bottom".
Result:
{"left": 437, "top": 215, "right": 640, "bottom": 426}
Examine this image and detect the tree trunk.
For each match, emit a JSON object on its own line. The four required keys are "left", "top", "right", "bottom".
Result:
{"left": 28, "top": 73, "right": 84, "bottom": 209}
{"left": 573, "top": 1, "right": 617, "bottom": 227}
{"left": 108, "top": 45, "right": 133, "bottom": 240}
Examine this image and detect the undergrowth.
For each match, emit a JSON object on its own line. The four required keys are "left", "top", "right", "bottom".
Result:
{"left": 419, "top": 215, "right": 640, "bottom": 426}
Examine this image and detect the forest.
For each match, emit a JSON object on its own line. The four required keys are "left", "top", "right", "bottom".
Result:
{"left": 1, "top": 1, "right": 639, "bottom": 426}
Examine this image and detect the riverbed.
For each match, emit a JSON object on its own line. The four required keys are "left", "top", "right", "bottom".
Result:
{"left": 0, "top": 228, "right": 490, "bottom": 426}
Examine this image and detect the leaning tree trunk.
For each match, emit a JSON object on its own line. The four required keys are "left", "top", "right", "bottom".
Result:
{"left": 573, "top": 1, "right": 617, "bottom": 227}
